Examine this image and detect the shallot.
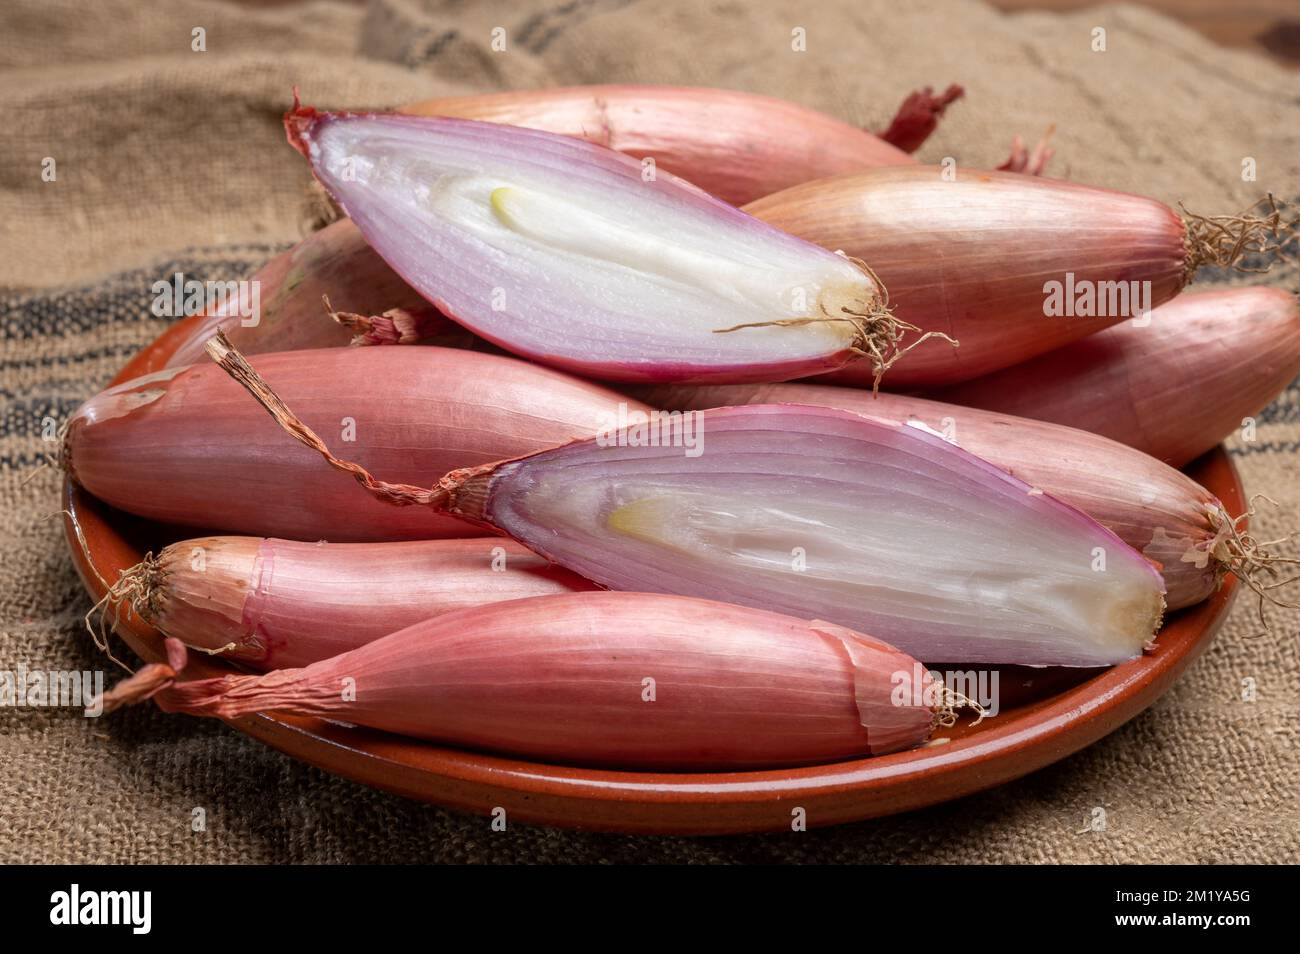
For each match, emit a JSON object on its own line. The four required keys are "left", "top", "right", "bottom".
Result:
{"left": 744, "top": 170, "right": 1288, "bottom": 388}
{"left": 931, "top": 287, "right": 1300, "bottom": 466}
{"left": 97, "top": 592, "right": 961, "bottom": 770}
{"left": 398, "top": 84, "right": 937, "bottom": 205}
{"left": 97, "top": 537, "right": 593, "bottom": 669}
{"left": 165, "top": 218, "right": 450, "bottom": 368}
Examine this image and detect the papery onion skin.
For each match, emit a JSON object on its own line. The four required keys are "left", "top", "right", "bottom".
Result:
{"left": 433, "top": 406, "right": 1165, "bottom": 667}
{"left": 166, "top": 218, "right": 443, "bottom": 368}
{"left": 65, "top": 347, "right": 645, "bottom": 542}
{"left": 129, "top": 537, "right": 595, "bottom": 669}
{"left": 743, "top": 167, "right": 1189, "bottom": 389}
{"left": 633, "top": 382, "right": 1221, "bottom": 610}
{"left": 874, "top": 85, "right": 965, "bottom": 154}
{"left": 152, "top": 592, "right": 937, "bottom": 770}
{"left": 930, "top": 287, "right": 1300, "bottom": 467}
{"left": 287, "top": 106, "right": 883, "bottom": 384}
{"left": 399, "top": 84, "right": 919, "bottom": 205}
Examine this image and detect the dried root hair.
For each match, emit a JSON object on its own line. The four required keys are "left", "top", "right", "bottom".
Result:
{"left": 20, "top": 418, "right": 73, "bottom": 487}
{"left": 713, "top": 258, "right": 958, "bottom": 394}
{"left": 83, "top": 552, "right": 164, "bottom": 675}
{"left": 931, "top": 683, "right": 987, "bottom": 730}
{"left": 79, "top": 541, "right": 236, "bottom": 676}
{"left": 62, "top": 474, "right": 180, "bottom": 680}
{"left": 61, "top": 506, "right": 231, "bottom": 716}
{"left": 1182, "top": 194, "right": 1295, "bottom": 284}
{"left": 49, "top": 504, "right": 135, "bottom": 676}
{"left": 1207, "top": 494, "right": 1300, "bottom": 636}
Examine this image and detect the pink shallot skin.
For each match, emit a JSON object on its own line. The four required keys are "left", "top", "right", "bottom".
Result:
{"left": 165, "top": 218, "right": 444, "bottom": 368}
{"left": 930, "top": 287, "right": 1300, "bottom": 468}
{"left": 400, "top": 84, "right": 917, "bottom": 206}
{"left": 156, "top": 592, "right": 937, "bottom": 770}
{"left": 151, "top": 537, "right": 595, "bottom": 669}
{"left": 65, "top": 347, "right": 645, "bottom": 542}
{"left": 743, "top": 167, "right": 1190, "bottom": 390}
{"left": 634, "top": 382, "right": 1222, "bottom": 610}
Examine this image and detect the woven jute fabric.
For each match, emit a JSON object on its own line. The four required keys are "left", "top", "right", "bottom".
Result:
{"left": 1, "top": 0, "right": 1296, "bottom": 863}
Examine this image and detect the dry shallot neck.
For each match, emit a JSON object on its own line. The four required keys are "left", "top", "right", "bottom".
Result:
{"left": 997, "top": 126, "right": 1056, "bottom": 176}
{"left": 203, "top": 332, "right": 496, "bottom": 519}
{"left": 875, "top": 84, "right": 965, "bottom": 153}
{"left": 322, "top": 295, "right": 424, "bottom": 346}
{"left": 90, "top": 637, "right": 191, "bottom": 715}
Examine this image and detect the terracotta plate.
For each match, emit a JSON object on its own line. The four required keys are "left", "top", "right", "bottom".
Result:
{"left": 62, "top": 315, "right": 1243, "bottom": 834}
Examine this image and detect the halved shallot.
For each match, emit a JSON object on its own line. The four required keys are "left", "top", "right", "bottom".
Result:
{"left": 209, "top": 336, "right": 1167, "bottom": 667}
{"left": 284, "top": 102, "right": 937, "bottom": 385}
{"left": 94, "top": 537, "right": 593, "bottom": 669}
{"left": 96, "top": 592, "right": 964, "bottom": 770}
{"left": 64, "top": 347, "right": 644, "bottom": 541}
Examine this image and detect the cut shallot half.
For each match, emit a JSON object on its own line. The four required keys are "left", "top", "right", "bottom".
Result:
{"left": 208, "top": 334, "right": 1166, "bottom": 667}
{"left": 284, "top": 101, "right": 938, "bottom": 384}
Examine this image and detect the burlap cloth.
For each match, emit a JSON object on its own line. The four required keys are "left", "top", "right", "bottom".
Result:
{"left": 2, "top": 0, "right": 1297, "bottom": 863}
